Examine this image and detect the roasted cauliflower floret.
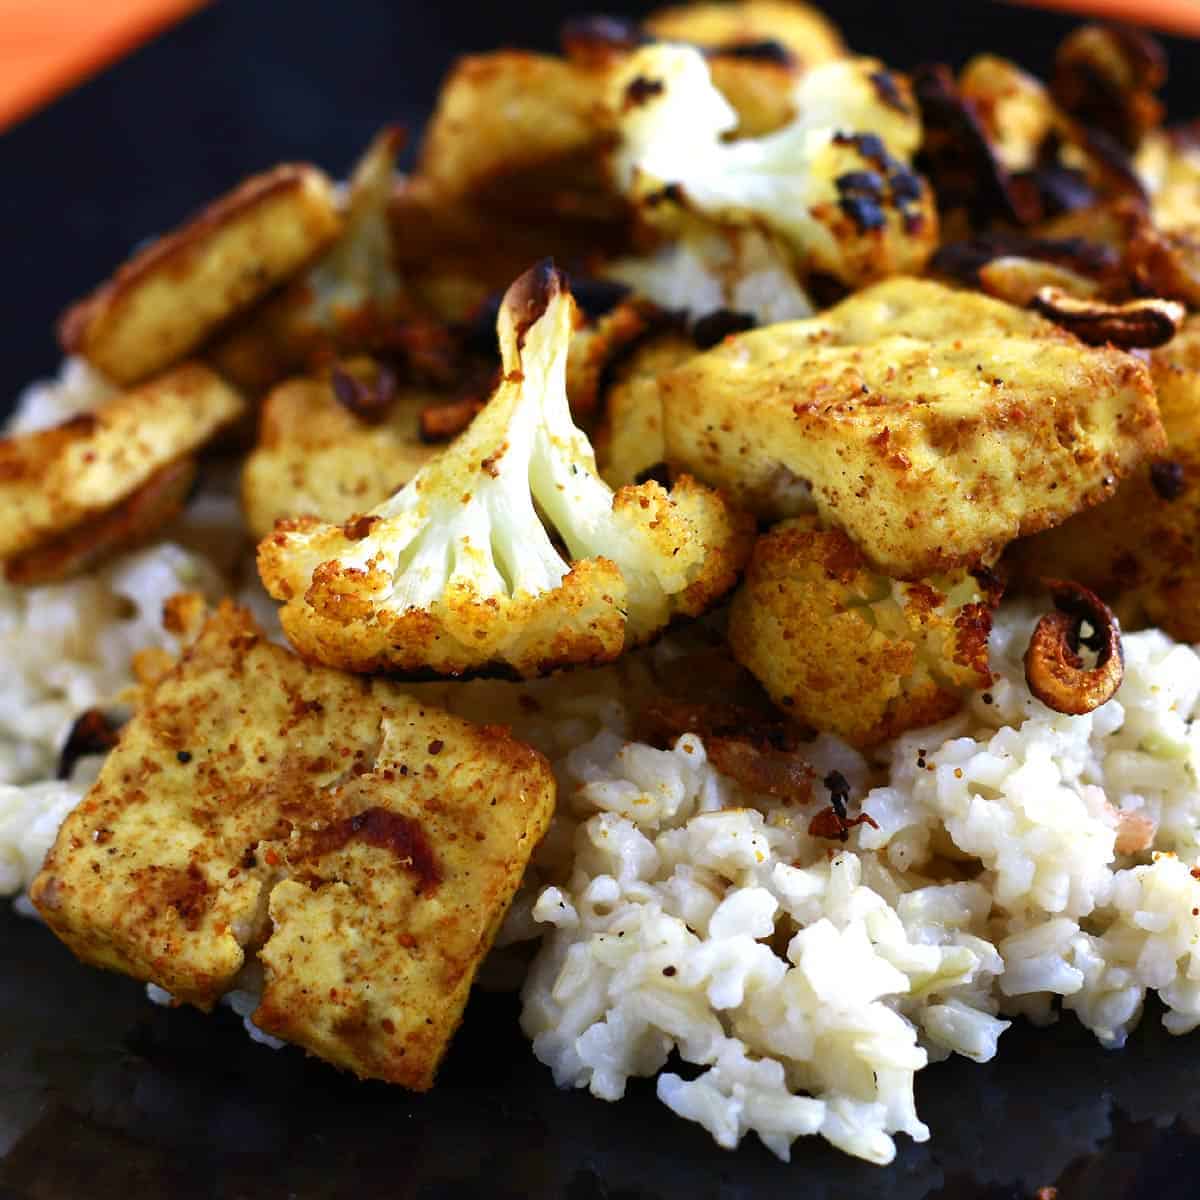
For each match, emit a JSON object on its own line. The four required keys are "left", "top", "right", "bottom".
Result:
{"left": 609, "top": 44, "right": 937, "bottom": 289}
{"left": 729, "top": 516, "right": 1000, "bottom": 746}
{"left": 31, "top": 602, "right": 556, "bottom": 1089}
{"left": 258, "top": 263, "right": 753, "bottom": 677}
{"left": 603, "top": 225, "right": 814, "bottom": 324}
{"left": 1008, "top": 312, "right": 1200, "bottom": 642}
{"left": 660, "top": 278, "right": 1163, "bottom": 579}
{"left": 241, "top": 361, "right": 439, "bottom": 539}
{"left": 59, "top": 165, "right": 341, "bottom": 387}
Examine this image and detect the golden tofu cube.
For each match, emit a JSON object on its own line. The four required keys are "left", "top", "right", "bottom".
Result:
{"left": 241, "top": 368, "right": 437, "bottom": 539}
{"left": 59, "top": 165, "right": 341, "bottom": 386}
{"left": 0, "top": 362, "right": 243, "bottom": 563}
{"left": 30, "top": 602, "right": 555, "bottom": 1089}
{"left": 1008, "top": 313, "right": 1200, "bottom": 641}
{"left": 660, "top": 278, "right": 1163, "bottom": 579}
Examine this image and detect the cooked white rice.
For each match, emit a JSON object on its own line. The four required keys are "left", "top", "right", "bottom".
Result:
{"left": 6, "top": 364, "right": 1200, "bottom": 1166}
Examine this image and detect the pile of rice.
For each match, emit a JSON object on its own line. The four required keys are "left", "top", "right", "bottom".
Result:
{"left": 6, "top": 363, "right": 1200, "bottom": 1166}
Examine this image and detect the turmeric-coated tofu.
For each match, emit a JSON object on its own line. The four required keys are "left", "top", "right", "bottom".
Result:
{"left": 30, "top": 602, "right": 555, "bottom": 1090}
{"left": 660, "top": 278, "right": 1163, "bottom": 579}
{"left": 59, "top": 164, "right": 341, "bottom": 386}
{"left": 0, "top": 362, "right": 243, "bottom": 567}
{"left": 1008, "top": 313, "right": 1200, "bottom": 641}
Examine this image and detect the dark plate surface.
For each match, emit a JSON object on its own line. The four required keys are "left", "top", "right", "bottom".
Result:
{"left": 5, "top": 3, "right": 1200, "bottom": 1196}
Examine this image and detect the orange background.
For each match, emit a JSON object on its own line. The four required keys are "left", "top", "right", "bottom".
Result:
{"left": 0, "top": 0, "right": 1196, "bottom": 135}
{"left": 0, "top": 0, "right": 205, "bottom": 133}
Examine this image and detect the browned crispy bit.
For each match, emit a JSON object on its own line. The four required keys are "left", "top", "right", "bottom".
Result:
{"left": 704, "top": 738, "right": 814, "bottom": 803}
{"left": 419, "top": 397, "right": 485, "bottom": 443}
{"left": 1125, "top": 220, "right": 1200, "bottom": 307}
{"left": 1052, "top": 24, "right": 1166, "bottom": 154}
{"left": 914, "top": 62, "right": 1041, "bottom": 228}
{"left": 637, "top": 698, "right": 802, "bottom": 751}
{"left": 931, "top": 232, "right": 1119, "bottom": 291}
{"left": 637, "top": 698, "right": 814, "bottom": 801}
{"left": 1024, "top": 579, "right": 1124, "bottom": 715}
{"left": 330, "top": 363, "right": 398, "bottom": 424}
{"left": 4, "top": 456, "right": 196, "bottom": 586}
{"left": 56, "top": 708, "right": 123, "bottom": 781}
{"left": 1030, "top": 287, "right": 1184, "bottom": 348}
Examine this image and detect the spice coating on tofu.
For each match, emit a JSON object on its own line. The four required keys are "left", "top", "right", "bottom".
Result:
{"left": 30, "top": 602, "right": 556, "bottom": 1090}
{"left": 0, "top": 362, "right": 243, "bottom": 564}
{"left": 59, "top": 164, "right": 342, "bottom": 387}
{"left": 660, "top": 277, "right": 1164, "bottom": 579}
{"left": 1008, "top": 312, "right": 1200, "bottom": 641}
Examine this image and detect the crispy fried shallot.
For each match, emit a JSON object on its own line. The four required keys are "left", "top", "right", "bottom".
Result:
{"left": 1024, "top": 579, "right": 1124, "bottom": 715}
{"left": 1031, "top": 286, "right": 1184, "bottom": 347}
{"left": 914, "top": 63, "right": 1040, "bottom": 227}
{"left": 1052, "top": 24, "right": 1166, "bottom": 153}
{"left": 932, "top": 232, "right": 1119, "bottom": 289}
{"left": 330, "top": 364, "right": 398, "bottom": 423}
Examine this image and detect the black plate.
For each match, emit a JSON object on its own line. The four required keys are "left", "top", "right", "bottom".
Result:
{"left": 5, "top": 4, "right": 1200, "bottom": 1196}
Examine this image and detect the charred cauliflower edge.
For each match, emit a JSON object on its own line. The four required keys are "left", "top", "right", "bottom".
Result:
{"left": 257, "top": 261, "right": 754, "bottom": 677}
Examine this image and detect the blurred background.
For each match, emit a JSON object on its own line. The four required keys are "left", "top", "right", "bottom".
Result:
{"left": 3, "top": 0, "right": 1200, "bottom": 398}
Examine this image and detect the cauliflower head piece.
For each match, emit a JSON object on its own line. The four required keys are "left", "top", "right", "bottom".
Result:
{"left": 257, "top": 262, "right": 753, "bottom": 677}
{"left": 608, "top": 44, "right": 937, "bottom": 288}
{"left": 729, "top": 516, "right": 1001, "bottom": 747}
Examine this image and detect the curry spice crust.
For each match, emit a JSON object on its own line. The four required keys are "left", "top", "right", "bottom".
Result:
{"left": 59, "top": 164, "right": 341, "bottom": 387}
{"left": 660, "top": 277, "right": 1164, "bottom": 579}
{"left": 29, "top": 602, "right": 556, "bottom": 1091}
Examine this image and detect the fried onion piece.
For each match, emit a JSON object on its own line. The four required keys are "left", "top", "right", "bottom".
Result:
{"left": 1030, "top": 287, "right": 1183, "bottom": 348}
{"left": 60, "top": 165, "right": 341, "bottom": 387}
{"left": 728, "top": 516, "right": 1002, "bottom": 748}
{"left": 1024, "top": 580, "right": 1124, "bottom": 715}
{"left": 1052, "top": 24, "right": 1166, "bottom": 154}
{"left": 1006, "top": 312, "right": 1200, "bottom": 642}
{"left": 931, "top": 231, "right": 1118, "bottom": 304}
{"left": 914, "top": 62, "right": 1041, "bottom": 230}
{"left": 0, "top": 362, "right": 243, "bottom": 566}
